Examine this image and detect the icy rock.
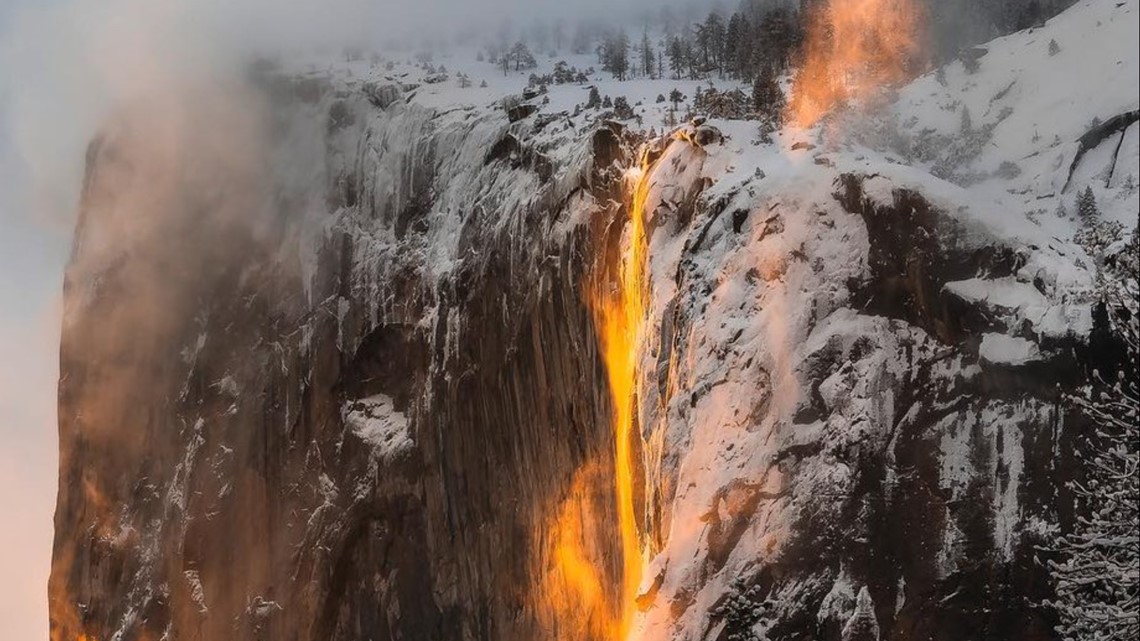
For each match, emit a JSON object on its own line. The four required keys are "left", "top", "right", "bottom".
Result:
{"left": 841, "top": 588, "right": 881, "bottom": 641}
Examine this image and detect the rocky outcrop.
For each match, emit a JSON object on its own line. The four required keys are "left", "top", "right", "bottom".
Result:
{"left": 624, "top": 154, "right": 1097, "bottom": 640}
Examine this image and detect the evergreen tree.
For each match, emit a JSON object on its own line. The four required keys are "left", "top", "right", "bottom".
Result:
{"left": 510, "top": 41, "right": 537, "bottom": 72}
{"left": 571, "top": 22, "right": 592, "bottom": 55}
{"left": 960, "top": 105, "right": 974, "bottom": 134}
{"left": 1077, "top": 186, "right": 1100, "bottom": 221}
{"left": 725, "top": 12, "right": 749, "bottom": 78}
{"left": 586, "top": 85, "right": 601, "bottom": 109}
{"left": 603, "top": 29, "right": 630, "bottom": 80}
{"left": 639, "top": 28, "right": 655, "bottom": 78}
{"left": 669, "top": 88, "right": 684, "bottom": 110}
{"left": 552, "top": 19, "right": 565, "bottom": 51}
{"left": 702, "top": 12, "right": 727, "bottom": 75}
{"left": 667, "top": 36, "right": 687, "bottom": 79}
{"left": 751, "top": 65, "right": 785, "bottom": 124}
{"left": 757, "top": 6, "right": 800, "bottom": 72}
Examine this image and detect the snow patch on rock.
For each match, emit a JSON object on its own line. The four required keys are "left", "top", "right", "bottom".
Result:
{"left": 343, "top": 394, "right": 412, "bottom": 461}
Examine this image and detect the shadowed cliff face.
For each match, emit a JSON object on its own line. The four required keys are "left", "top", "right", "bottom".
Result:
{"left": 50, "top": 71, "right": 641, "bottom": 641}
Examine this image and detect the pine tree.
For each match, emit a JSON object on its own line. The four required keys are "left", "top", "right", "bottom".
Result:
{"left": 604, "top": 29, "right": 630, "bottom": 80}
{"left": 702, "top": 12, "right": 727, "bottom": 76}
{"left": 510, "top": 41, "right": 537, "bottom": 72}
{"left": 1077, "top": 186, "right": 1100, "bottom": 222}
{"left": 553, "top": 19, "right": 565, "bottom": 51}
{"left": 957, "top": 104, "right": 975, "bottom": 134}
{"left": 725, "top": 12, "right": 749, "bottom": 78}
{"left": 752, "top": 65, "right": 785, "bottom": 125}
{"left": 1048, "top": 230, "right": 1139, "bottom": 641}
{"left": 571, "top": 22, "right": 592, "bottom": 55}
{"left": 669, "top": 88, "right": 684, "bottom": 110}
{"left": 757, "top": 6, "right": 800, "bottom": 72}
{"left": 667, "top": 36, "right": 686, "bottom": 79}
{"left": 960, "top": 105, "right": 973, "bottom": 134}
{"left": 639, "top": 28, "right": 655, "bottom": 78}
{"left": 586, "top": 86, "right": 601, "bottom": 109}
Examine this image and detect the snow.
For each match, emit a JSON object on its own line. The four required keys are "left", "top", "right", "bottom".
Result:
{"left": 342, "top": 394, "right": 412, "bottom": 461}
{"left": 945, "top": 276, "right": 1047, "bottom": 312}
{"left": 183, "top": 570, "right": 208, "bottom": 613}
{"left": 980, "top": 332, "right": 1042, "bottom": 366}
{"left": 895, "top": 0, "right": 1140, "bottom": 233}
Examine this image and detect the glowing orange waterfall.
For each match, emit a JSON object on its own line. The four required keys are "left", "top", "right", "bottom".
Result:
{"left": 543, "top": 150, "right": 656, "bottom": 641}
{"left": 593, "top": 155, "right": 654, "bottom": 639}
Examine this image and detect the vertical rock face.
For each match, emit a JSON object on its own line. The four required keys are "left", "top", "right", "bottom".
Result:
{"left": 50, "top": 75, "right": 636, "bottom": 641}
{"left": 50, "top": 56, "right": 1114, "bottom": 641}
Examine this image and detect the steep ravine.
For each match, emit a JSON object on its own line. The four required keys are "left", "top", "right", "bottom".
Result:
{"left": 51, "top": 71, "right": 1099, "bottom": 641}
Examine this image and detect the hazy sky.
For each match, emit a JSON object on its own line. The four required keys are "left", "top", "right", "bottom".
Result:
{"left": 0, "top": 1, "right": 721, "bottom": 639}
{"left": 1, "top": 0, "right": 68, "bottom": 637}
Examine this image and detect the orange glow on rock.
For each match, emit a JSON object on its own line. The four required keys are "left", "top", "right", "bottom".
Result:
{"left": 545, "top": 462, "right": 620, "bottom": 639}
{"left": 545, "top": 150, "right": 657, "bottom": 640}
{"left": 787, "top": 0, "right": 925, "bottom": 127}
{"left": 593, "top": 155, "right": 653, "bottom": 640}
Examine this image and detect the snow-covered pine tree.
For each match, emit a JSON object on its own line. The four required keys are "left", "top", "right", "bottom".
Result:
{"left": 960, "top": 105, "right": 973, "bottom": 135}
{"left": 1077, "top": 185, "right": 1100, "bottom": 222}
{"left": 509, "top": 41, "right": 537, "bottom": 72}
{"left": 1048, "top": 229, "right": 1140, "bottom": 641}
{"left": 1073, "top": 186, "right": 1122, "bottom": 265}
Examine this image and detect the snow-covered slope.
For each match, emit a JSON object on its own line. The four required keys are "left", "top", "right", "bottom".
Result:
{"left": 896, "top": 0, "right": 1139, "bottom": 227}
